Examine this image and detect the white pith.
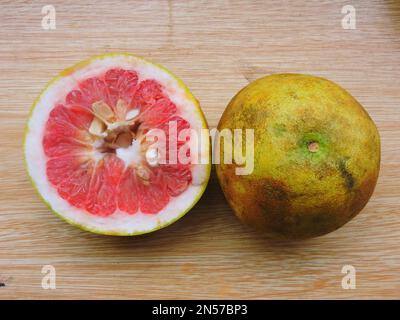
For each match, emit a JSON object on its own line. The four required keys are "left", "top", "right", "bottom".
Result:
{"left": 116, "top": 139, "right": 143, "bottom": 167}
{"left": 25, "top": 54, "right": 210, "bottom": 235}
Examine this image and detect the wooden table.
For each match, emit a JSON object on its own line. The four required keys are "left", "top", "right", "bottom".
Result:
{"left": 0, "top": 0, "right": 399, "bottom": 299}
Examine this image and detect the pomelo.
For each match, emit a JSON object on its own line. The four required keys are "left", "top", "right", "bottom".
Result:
{"left": 25, "top": 53, "right": 210, "bottom": 235}
{"left": 216, "top": 74, "right": 380, "bottom": 239}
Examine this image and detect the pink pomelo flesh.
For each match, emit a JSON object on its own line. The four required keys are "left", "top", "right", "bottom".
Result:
{"left": 44, "top": 70, "right": 193, "bottom": 216}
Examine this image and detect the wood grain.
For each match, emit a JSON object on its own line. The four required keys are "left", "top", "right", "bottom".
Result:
{"left": 0, "top": 0, "right": 399, "bottom": 299}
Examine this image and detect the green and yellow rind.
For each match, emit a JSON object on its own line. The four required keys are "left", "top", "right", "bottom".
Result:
{"left": 216, "top": 73, "right": 380, "bottom": 239}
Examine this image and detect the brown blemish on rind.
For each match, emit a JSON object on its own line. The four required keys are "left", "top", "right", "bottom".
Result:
{"left": 349, "top": 173, "right": 378, "bottom": 216}
{"left": 218, "top": 169, "right": 292, "bottom": 233}
{"left": 338, "top": 159, "right": 355, "bottom": 191}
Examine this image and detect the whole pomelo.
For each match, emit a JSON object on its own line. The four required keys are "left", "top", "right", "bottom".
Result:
{"left": 216, "top": 74, "right": 380, "bottom": 239}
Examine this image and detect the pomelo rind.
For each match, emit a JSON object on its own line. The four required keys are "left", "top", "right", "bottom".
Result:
{"left": 24, "top": 53, "right": 211, "bottom": 236}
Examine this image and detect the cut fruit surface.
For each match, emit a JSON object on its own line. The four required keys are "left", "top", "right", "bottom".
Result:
{"left": 25, "top": 54, "right": 210, "bottom": 235}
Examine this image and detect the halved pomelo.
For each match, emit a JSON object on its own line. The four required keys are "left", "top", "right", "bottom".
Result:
{"left": 24, "top": 53, "right": 210, "bottom": 235}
